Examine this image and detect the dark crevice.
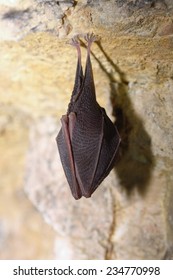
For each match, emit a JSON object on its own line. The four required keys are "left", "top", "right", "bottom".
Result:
{"left": 105, "top": 189, "right": 117, "bottom": 260}
{"left": 2, "top": 8, "right": 30, "bottom": 20}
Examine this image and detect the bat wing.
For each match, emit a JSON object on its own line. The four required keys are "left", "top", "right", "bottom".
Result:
{"left": 90, "top": 108, "right": 121, "bottom": 194}
{"left": 56, "top": 115, "right": 82, "bottom": 199}
{"left": 70, "top": 105, "right": 104, "bottom": 198}
{"left": 57, "top": 108, "right": 120, "bottom": 199}
{"left": 71, "top": 107, "right": 120, "bottom": 198}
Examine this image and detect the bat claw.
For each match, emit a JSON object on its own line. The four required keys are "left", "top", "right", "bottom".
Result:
{"left": 68, "top": 33, "right": 99, "bottom": 48}
{"left": 68, "top": 35, "right": 82, "bottom": 58}
{"left": 68, "top": 35, "right": 80, "bottom": 47}
{"left": 84, "top": 32, "right": 99, "bottom": 43}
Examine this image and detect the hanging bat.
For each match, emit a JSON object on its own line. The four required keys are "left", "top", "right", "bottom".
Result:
{"left": 56, "top": 33, "right": 121, "bottom": 199}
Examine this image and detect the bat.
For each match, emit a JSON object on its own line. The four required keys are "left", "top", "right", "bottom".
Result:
{"left": 56, "top": 33, "right": 121, "bottom": 199}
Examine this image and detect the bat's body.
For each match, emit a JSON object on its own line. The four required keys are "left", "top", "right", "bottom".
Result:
{"left": 56, "top": 34, "right": 120, "bottom": 199}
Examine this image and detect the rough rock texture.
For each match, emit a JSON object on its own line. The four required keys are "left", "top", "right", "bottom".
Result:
{"left": 0, "top": 0, "right": 173, "bottom": 259}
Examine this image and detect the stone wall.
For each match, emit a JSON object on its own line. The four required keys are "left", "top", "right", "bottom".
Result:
{"left": 0, "top": 0, "right": 173, "bottom": 259}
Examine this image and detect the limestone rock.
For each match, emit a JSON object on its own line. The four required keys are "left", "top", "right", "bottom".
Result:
{"left": 0, "top": 0, "right": 173, "bottom": 259}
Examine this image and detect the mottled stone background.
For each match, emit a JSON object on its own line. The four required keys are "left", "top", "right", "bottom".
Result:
{"left": 0, "top": 0, "right": 173, "bottom": 259}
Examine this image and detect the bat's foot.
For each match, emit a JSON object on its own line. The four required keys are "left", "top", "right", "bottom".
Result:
{"left": 68, "top": 32, "right": 99, "bottom": 57}
{"left": 69, "top": 35, "right": 82, "bottom": 59}
{"left": 69, "top": 33, "right": 99, "bottom": 47}
{"left": 69, "top": 34, "right": 80, "bottom": 47}
{"left": 84, "top": 32, "right": 99, "bottom": 44}
{"left": 84, "top": 32, "right": 99, "bottom": 53}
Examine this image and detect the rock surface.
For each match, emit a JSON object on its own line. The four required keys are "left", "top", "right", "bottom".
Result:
{"left": 0, "top": 0, "right": 173, "bottom": 259}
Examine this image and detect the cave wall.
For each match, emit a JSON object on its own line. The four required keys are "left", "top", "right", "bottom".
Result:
{"left": 0, "top": 0, "right": 173, "bottom": 259}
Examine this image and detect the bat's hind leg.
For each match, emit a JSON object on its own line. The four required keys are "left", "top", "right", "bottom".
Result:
{"left": 84, "top": 32, "right": 99, "bottom": 53}
{"left": 69, "top": 35, "right": 81, "bottom": 58}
